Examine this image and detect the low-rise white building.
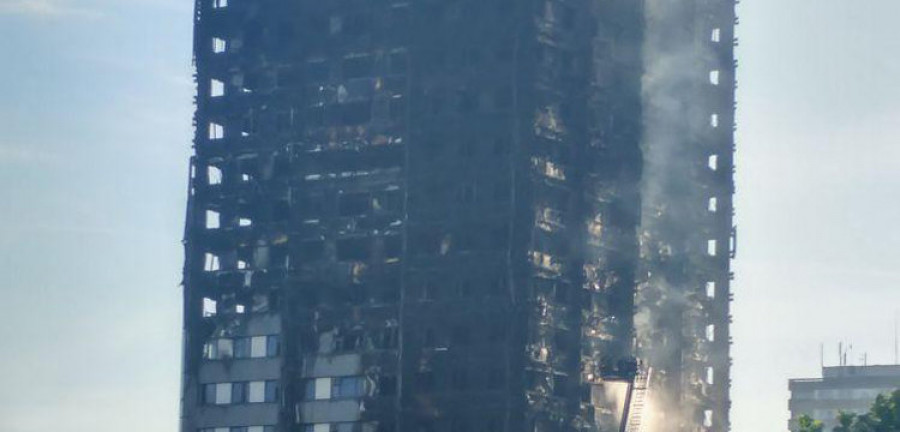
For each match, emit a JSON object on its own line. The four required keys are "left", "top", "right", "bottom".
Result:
{"left": 788, "top": 365, "right": 900, "bottom": 430}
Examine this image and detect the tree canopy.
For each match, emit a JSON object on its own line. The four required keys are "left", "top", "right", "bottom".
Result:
{"left": 798, "top": 389, "right": 900, "bottom": 432}
{"left": 797, "top": 414, "right": 824, "bottom": 432}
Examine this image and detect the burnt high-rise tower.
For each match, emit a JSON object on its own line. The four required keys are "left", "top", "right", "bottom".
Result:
{"left": 179, "top": 0, "right": 735, "bottom": 432}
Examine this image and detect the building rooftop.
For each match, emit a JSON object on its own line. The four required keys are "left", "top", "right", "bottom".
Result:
{"left": 822, "top": 364, "right": 900, "bottom": 379}
{"left": 790, "top": 364, "right": 900, "bottom": 385}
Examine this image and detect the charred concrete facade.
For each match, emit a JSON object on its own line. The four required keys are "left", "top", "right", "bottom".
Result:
{"left": 636, "top": 0, "right": 737, "bottom": 431}
{"left": 180, "top": 1, "right": 736, "bottom": 432}
{"left": 180, "top": 0, "right": 644, "bottom": 431}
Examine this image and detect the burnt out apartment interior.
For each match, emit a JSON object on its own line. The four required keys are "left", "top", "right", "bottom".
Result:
{"left": 179, "top": 0, "right": 736, "bottom": 432}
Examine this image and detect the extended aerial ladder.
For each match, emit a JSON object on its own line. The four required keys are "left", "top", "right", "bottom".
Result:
{"left": 599, "top": 358, "right": 653, "bottom": 432}
{"left": 620, "top": 366, "right": 652, "bottom": 432}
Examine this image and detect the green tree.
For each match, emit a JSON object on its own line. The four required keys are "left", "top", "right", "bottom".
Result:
{"left": 826, "top": 389, "right": 900, "bottom": 432}
{"left": 832, "top": 411, "right": 855, "bottom": 432}
{"left": 798, "top": 415, "right": 824, "bottom": 432}
{"left": 867, "top": 390, "right": 900, "bottom": 429}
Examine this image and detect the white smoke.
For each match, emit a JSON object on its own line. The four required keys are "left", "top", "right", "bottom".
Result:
{"left": 637, "top": 0, "right": 727, "bottom": 430}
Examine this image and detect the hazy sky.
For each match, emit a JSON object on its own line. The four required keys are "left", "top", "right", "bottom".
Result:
{"left": 0, "top": 1, "right": 898, "bottom": 431}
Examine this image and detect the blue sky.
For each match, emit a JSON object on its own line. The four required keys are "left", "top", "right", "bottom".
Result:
{"left": 734, "top": 0, "right": 900, "bottom": 430}
{"left": 0, "top": 1, "right": 192, "bottom": 430}
{"left": 0, "top": 1, "right": 898, "bottom": 431}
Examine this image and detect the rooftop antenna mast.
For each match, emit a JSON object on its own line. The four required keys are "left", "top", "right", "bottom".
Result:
{"left": 820, "top": 343, "right": 824, "bottom": 369}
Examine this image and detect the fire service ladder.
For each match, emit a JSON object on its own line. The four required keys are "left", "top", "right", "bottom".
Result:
{"left": 622, "top": 367, "right": 652, "bottom": 432}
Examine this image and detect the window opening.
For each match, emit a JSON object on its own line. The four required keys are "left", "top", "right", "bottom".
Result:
{"left": 204, "top": 253, "right": 220, "bottom": 271}
{"left": 202, "top": 298, "right": 217, "bottom": 317}
{"left": 212, "top": 37, "right": 227, "bottom": 54}
{"left": 250, "top": 336, "right": 267, "bottom": 358}
{"left": 211, "top": 79, "right": 225, "bottom": 97}
{"left": 208, "top": 166, "right": 223, "bottom": 185}
{"left": 209, "top": 122, "right": 224, "bottom": 140}
{"left": 215, "top": 383, "right": 232, "bottom": 404}
{"left": 248, "top": 381, "right": 266, "bottom": 403}
{"left": 206, "top": 210, "right": 220, "bottom": 229}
